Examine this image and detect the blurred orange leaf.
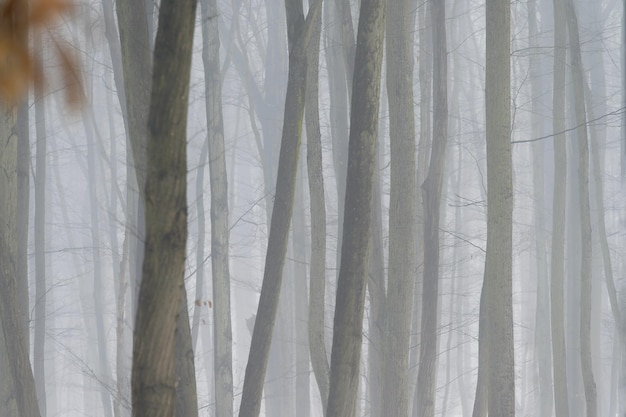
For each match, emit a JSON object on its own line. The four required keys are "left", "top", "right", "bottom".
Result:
{"left": 0, "top": 0, "right": 82, "bottom": 106}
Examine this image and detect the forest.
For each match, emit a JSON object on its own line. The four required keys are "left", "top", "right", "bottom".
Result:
{"left": 0, "top": 0, "right": 624, "bottom": 416}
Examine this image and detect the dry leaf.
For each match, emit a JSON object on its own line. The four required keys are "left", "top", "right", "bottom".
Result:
{"left": 0, "top": 0, "right": 81, "bottom": 106}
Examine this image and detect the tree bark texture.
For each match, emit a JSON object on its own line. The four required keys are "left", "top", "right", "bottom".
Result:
{"left": 131, "top": 0, "right": 198, "bottom": 416}
{"left": 325, "top": 0, "right": 387, "bottom": 415}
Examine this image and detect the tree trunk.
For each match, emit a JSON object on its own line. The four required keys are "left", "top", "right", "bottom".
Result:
{"left": 305, "top": 4, "right": 329, "bottom": 412}
{"left": 200, "top": 0, "right": 235, "bottom": 415}
{"left": 484, "top": 0, "right": 514, "bottom": 415}
{"left": 325, "top": 0, "right": 387, "bottom": 414}
{"left": 564, "top": 1, "right": 596, "bottom": 415}
{"left": 237, "top": 2, "right": 321, "bottom": 416}
{"left": 34, "top": 32, "right": 47, "bottom": 417}
{"left": 381, "top": 0, "right": 417, "bottom": 414}
{"left": 0, "top": 104, "right": 41, "bottom": 417}
{"left": 415, "top": 0, "right": 448, "bottom": 415}
{"left": 131, "top": 0, "right": 198, "bottom": 416}
{"left": 527, "top": 1, "right": 553, "bottom": 415}
{"left": 550, "top": 0, "right": 570, "bottom": 414}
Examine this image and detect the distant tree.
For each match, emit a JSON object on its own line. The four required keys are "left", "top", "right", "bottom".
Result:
{"left": 415, "top": 0, "right": 447, "bottom": 414}
{"left": 237, "top": 1, "right": 322, "bottom": 416}
{"left": 0, "top": 1, "right": 78, "bottom": 415}
{"left": 199, "top": 0, "right": 234, "bottom": 415}
{"left": 0, "top": 86, "right": 42, "bottom": 417}
{"left": 564, "top": 0, "right": 596, "bottom": 415}
{"left": 550, "top": 0, "right": 569, "bottom": 414}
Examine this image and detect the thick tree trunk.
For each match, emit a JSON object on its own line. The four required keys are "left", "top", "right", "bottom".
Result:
{"left": 131, "top": 0, "right": 198, "bottom": 416}
{"left": 325, "top": 0, "right": 387, "bottom": 415}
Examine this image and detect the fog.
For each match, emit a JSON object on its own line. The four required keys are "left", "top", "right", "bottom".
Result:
{"left": 0, "top": 0, "right": 625, "bottom": 416}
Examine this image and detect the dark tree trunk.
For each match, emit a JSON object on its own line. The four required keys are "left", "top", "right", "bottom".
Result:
{"left": 131, "top": 0, "right": 198, "bottom": 416}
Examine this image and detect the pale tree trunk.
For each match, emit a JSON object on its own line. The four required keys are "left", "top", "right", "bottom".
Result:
{"left": 0, "top": 5, "right": 40, "bottom": 417}
{"left": 131, "top": 0, "right": 198, "bottom": 416}
{"left": 33, "top": 32, "right": 47, "bottom": 417}
{"left": 200, "top": 0, "right": 234, "bottom": 416}
{"left": 83, "top": 99, "right": 115, "bottom": 417}
{"left": 305, "top": 4, "right": 329, "bottom": 412}
{"left": 528, "top": 1, "right": 553, "bottom": 416}
{"left": 409, "top": 2, "right": 432, "bottom": 405}
{"left": 415, "top": 0, "right": 448, "bottom": 415}
{"left": 484, "top": 0, "right": 514, "bottom": 415}
{"left": 550, "top": 0, "right": 569, "bottom": 414}
{"left": 115, "top": 0, "right": 151, "bottom": 317}
{"left": 237, "top": 2, "right": 321, "bottom": 416}
{"left": 382, "top": 0, "right": 417, "bottom": 413}
{"left": 324, "top": 0, "right": 356, "bottom": 274}
{"left": 16, "top": 102, "right": 29, "bottom": 349}
{"left": 622, "top": 0, "right": 626, "bottom": 179}
{"left": 103, "top": 71, "right": 127, "bottom": 417}
{"left": 0, "top": 104, "right": 41, "bottom": 417}
{"left": 368, "top": 157, "right": 386, "bottom": 417}
{"left": 293, "top": 166, "right": 310, "bottom": 417}
{"left": 192, "top": 140, "right": 208, "bottom": 350}
{"left": 325, "top": 0, "right": 387, "bottom": 414}
{"left": 564, "top": 1, "right": 596, "bottom": 415}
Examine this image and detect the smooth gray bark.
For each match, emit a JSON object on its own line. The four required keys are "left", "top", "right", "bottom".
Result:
{"left": 415, "top": 0, "right": 448, "bottom": 415}
{"left": 484, "top": 0, "right": 514, "bottom": 415}
{"left": 564, "top": 1, "right": 596, "bottom": 415}
{"left": 305, "top": 4, "right": 329, "bottom": 412}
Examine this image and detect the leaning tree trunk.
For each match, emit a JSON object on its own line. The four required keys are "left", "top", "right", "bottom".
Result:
{"left": 131, "top": 1, "right": 198, "bottom": 416}
{"left": 325, "top": 0, "right": 387, "bottom": 414}
{"left": 484, "top": 0, "right": 514, "bottom": 416}
{"left": 237, "top": 2, "right": 322, "bottom": 416}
